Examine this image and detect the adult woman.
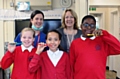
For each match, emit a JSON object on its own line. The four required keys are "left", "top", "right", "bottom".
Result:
{"left": 57, "top": 9, "right": 82, "bottom": 53}
{"left": 14, "top": 10, "right": 46, "bottom": 48}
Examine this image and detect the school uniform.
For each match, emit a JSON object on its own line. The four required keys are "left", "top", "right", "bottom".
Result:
{"left": 70, "top": 30, "right": 120, "bottom": 79}
{"left": 29, "top": 49, "right": 70, "bottom": 79}
{"left": 1, "top": 45, "right": 40, "bottom": 79}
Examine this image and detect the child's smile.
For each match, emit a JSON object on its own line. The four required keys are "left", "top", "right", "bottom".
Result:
{"left": 81, "top": 18, "right": 96, "bottom": 37}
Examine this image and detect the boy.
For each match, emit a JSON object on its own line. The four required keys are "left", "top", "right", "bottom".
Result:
{"left": 70, "top": 15, "right": 120, "bottom": 79}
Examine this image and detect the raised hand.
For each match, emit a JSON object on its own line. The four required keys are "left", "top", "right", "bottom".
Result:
{"left": 36, "top": 42, "right": 47, "bottom": 55}
{"left": 7, "top": 43, "right": 16, "bottom": 53}
{"left": 93, "top": 29, "right": 103, "bottom": 37}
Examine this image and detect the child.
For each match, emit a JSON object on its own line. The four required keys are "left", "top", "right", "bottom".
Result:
{"left": 70, "top": 15, "right": 120, "bottom": 79}
{"left": 1, "top": 27, "right": 40, "bottom": 79}
{"left": 29, "top": 30, "right": 71, "bottom": 79}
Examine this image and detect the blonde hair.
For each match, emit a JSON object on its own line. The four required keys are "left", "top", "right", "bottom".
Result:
{"left": 21, "top": 27, "right": 35, "bottom": 38}
{"left": 61, "top": 9, "right": 79, "bottom": 29}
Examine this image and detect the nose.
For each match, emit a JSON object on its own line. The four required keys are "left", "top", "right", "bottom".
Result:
{"left": 51, "top": 40, "right": 54, "bottom": 43}
{"left": 25, "top": 38, "right": 29, "bottom": 41}
{"left": 38, "top": 19, "right": 41, "bottom": 22}
{"left": 88, "top": 25, "right": 91, "bottom": 29}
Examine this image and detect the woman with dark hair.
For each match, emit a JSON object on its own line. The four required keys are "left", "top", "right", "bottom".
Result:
{"left": 14, "top": 10, "right": 46, "bottom": 48}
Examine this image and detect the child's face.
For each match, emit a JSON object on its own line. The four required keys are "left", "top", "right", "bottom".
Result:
{"left": 81, "top": 18, "right": 96, "bottom": 37}
{"left": 46, "top": 32, "right": 60, "bottom": 52}
{"left": 21, "top": 31, "right": 34, "bottom": 48}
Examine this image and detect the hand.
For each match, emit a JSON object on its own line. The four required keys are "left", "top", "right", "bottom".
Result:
{"left": 36, "top": 43, "right": 47, "bottom": 55}
{"left": 7, "top": 43, "right": 16, "bottom": 53}
{"left": 93, "top": 29, "right": 103, "bottom": 37}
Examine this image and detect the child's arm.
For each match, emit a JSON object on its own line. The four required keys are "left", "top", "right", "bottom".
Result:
{"left": 65, "top": 53, "right": 71, "bottom": 79}
{"left": 69, "top": 42, "right": 76, "bottom": 79}
{"left": 101, "top": 30, "right": 120, "bottom": 55}
{"left": 29, "top": 43, "right": 46, "bottom": 73}
{"left": 1, "top": 43, "right": 16, "bottom": 69}
{"left": 29, "top": 53, "right": 41, "bottom": 73}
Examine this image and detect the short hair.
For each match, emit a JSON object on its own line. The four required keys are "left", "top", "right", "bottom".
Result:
{"left": 21, "top": 27, "right": 35, "bottom": 38}
{"left": 61, "top": 9, "right": 79, "bottom": 29}
{"left": 81, "top": 15, "right": 96, "bottom": 24}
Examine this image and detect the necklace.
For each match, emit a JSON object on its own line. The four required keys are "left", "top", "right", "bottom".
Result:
{"left": 66, "top": 29, "right": 75, "bottom": 48}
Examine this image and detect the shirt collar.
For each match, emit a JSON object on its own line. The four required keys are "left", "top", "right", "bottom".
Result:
{"left": 81, "top": 35, "right": 96, "bottom": 40}
{"left": 47, "top": 49, "right": 60, "bottom": 55}
{"left": 21, "top": 45, "right": 34, "bottom": 52}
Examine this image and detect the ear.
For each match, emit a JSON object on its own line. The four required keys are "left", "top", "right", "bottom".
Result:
{"left": 30, "top": 19, "right": 33, "bottom": 23}
{"left": 80, "top": 24, "right": 82, "bottom": 29}
{"left": 33, "top": 38, "right": 35, "bottom": 42}
{"left": 58, "top": 40, "right": 61, "bottom": 45}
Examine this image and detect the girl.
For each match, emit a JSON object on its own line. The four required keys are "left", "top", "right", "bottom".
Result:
{"left": 29, "top": 30, "right": 70, "bottom": 79}
{"left": 15, "top": 10, "right": 46, "bottom": 48}
{"left": 1, "top": 28, "right": 40, "bottom": 79}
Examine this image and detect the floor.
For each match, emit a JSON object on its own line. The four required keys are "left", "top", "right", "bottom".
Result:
{"left": 0, "top": 68, "right": 118, "bottom": 79}
{"left": 106, "top": 70, "right": 117, "bottom": 79}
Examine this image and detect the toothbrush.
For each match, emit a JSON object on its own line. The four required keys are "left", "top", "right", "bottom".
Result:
{"left": 38, "top": 43, "right": 51, "bottom": 46}
{"left": 9, "top": 42, "right": 22, "bottom": 45}
{"left": 87, "top": 34, "right": 94, "bottom": 36}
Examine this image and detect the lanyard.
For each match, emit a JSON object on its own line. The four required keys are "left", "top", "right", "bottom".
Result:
{"left": 37, "top": 33, "right": 40, "bottom": 43}
{"left": 34, "top": 33, "right": 40, "bottom": 47}
{"left": 66, "top": 34, "right": 74, "bottom": 48}
{"left": 66, "top": 31, "right": 74, "bottom": 48}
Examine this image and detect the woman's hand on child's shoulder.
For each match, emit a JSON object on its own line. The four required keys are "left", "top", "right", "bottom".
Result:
{"left": 36, "top": 43, "right": 47, "bottom": 55}
{"left": 7, "top": 43, "right": 16, "bottom": 53}
{"left": 93, "top": 29, "right": 103, "bottom": 37}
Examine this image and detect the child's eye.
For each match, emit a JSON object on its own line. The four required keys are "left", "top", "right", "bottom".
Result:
{"left": 48, "top": 38, "right": 52, "bottom": 41}
{"left": 28, "top": 37, "right": 32, "bottom": 39}
{"left": 54, "top": 38, "right": 58, "bottom": 41}
{"left": 23, "top": 37, "right": 26, "bottom": 39}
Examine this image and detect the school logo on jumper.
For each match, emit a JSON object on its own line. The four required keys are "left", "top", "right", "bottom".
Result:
{"left": 95, "top": 44, "right": 101, "bottom": 50}
{"left": 28, "top": 56, "right": 33, "bottom": 62}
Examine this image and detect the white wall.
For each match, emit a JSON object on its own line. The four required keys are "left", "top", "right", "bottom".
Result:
{"left": 0, "top": 0, "right": 15, "bottom": 60}
{"left": 0, "top": 0, "right": 5, "bottom": 60}
{"left": 89, "top": 0, "right": 120, "bottom": 6}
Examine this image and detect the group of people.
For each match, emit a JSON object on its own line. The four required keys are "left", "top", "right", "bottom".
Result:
{"left": 0, "top": 8, "right": 120, "bottom": 79}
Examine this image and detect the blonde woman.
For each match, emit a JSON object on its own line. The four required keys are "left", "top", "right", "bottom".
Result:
{"left": 57, "top": 9, "right": 82, "bottom": 53}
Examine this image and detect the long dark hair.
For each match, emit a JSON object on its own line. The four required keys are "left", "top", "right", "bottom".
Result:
{"left": 45, "top": 30, "right": 63, "bottom": 51}
{"left": 29, "top": 10, "right": 44, "bottom": 28}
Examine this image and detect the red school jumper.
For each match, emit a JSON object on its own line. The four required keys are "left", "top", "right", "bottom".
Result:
{"left": 1, "top": 46, "right": 40, "bottom": 79}
{"left": 29, "top": 51, "right": 71, "bottom": 79}
{"left": 70, "top": 30, "right": 120, "bottom": 79}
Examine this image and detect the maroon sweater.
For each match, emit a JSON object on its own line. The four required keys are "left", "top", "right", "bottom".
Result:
{"left": 70, "top": 30, "right": 120, "bottom": 79}
{"left": 29, "top": 51, "right": 71, "bottom": 79}
{"left": 1, "top": 46, "right": 40, "bottom": 79}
